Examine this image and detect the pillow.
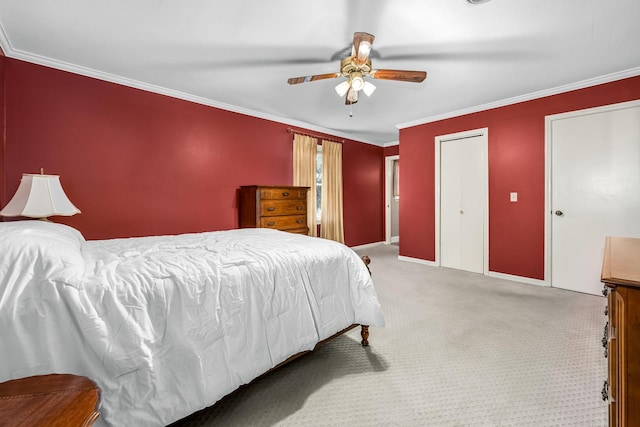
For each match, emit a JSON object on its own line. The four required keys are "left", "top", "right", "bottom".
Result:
{"left": 0, "top": 220, "right": 86, "bottom": 287}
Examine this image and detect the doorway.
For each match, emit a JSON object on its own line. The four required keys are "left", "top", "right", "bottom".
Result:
{"left": 435, "top": 128, "right": 488, "bottom": 274}
{"left": 546, "top": 100, "right": 640, "bottom": 295}
{"left": 385, "top": 155, "right": 399, "bottom": 245}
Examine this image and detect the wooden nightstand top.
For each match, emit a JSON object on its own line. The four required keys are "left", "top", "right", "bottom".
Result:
{"left": 0, "top": 374, "right": 100, "bottom": 426}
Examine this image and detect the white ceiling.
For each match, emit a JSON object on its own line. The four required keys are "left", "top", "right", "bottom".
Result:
{"left": 0, "top": 0, "right": 639, "bottom": 146}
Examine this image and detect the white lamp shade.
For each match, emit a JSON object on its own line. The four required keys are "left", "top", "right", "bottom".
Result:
{"left": 335, "top": 80, "right": 351, "bottom": 97}
{"left": 0, "top": 174, "right": 80, "bottom": 218}
{"left": 351, "top": 75, "right": 365, "bottom": 91}
{"left": 357, "top": 41, "right": 372, "bottom": 60}
{"left": 362, "top": 81, "right": 376, "bottom": 96}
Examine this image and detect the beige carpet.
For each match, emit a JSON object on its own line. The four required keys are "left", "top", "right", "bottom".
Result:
{"left": 171, "top": 244, "right": 608, "bottom": 426}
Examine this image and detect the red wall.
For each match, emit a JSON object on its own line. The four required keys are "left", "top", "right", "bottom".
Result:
{"left": 383, "top": 145, "right": 399, "bottom": 157}
{"left": 400, "top": 75, "right": 640, "bottom": 280}
{"left": 343, "top": 141, "right": 386, "bottom": 244}
{"left": 0, "top": 58, "right": 384, "bottom": 246}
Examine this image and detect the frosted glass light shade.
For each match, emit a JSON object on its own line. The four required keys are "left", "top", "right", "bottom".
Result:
{"left": 363, "top": 81, "right": 376, "bottom": 96}
{"left": 335, "top": 80, "right": 350, "bottom": 97}
{"left": 0, "top": 174, "right": 81, "bottom": 218}
{"left": 356, "top": 41, "right": 372, "bottom": 61}
{"left": 351, "top": 75, "right": 365, "bottom": 91}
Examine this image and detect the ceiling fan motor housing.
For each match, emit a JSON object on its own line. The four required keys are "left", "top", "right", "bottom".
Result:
{"left": 340, "top": 57, "right": 372, "bottom": 78}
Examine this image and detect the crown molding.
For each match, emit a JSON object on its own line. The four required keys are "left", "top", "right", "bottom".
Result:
{"left": 0, "top": 37, "right": 382, "bottom": 147}
{"left": 0, "top": 22, "right": 11, "bottom": 55}
{"left": 396, "top": 67, "right": 640, "bottom": 130}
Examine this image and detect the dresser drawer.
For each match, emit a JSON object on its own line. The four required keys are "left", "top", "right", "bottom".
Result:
{"left": 286, "top": 227, "right": 310, "bottom": 235}
{"left": 260, "top": 187, "right": 307, "bottom": 200}
{"left": 261, "top": 215, "right": 307, "bottom": 230}
{"left": 260, "top": 199, "right": 307, "bottom": 217}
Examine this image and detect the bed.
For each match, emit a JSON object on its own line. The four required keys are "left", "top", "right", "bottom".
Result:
{"left": 0, "top": 221, "right": 384, "bottom": 426}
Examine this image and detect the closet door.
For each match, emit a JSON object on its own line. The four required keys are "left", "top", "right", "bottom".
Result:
{"left": 440, "top": 134, "right": 485, "bottom": 273}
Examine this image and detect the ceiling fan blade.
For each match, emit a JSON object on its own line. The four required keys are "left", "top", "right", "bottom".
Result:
{"left": 345, "top": 87, "right": 359, "bottom": 105}
{"left": 353, "top": 32, "right": 375, "bottom": 65}
{"left": 370, "top": 69, "right": 427, "bottom": 83}
{"left": 287, "top": 73, "right": 341, "bottom": 85}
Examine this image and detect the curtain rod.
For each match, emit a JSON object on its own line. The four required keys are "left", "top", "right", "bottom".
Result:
{"left": 286, "top": 128, "right": 344, "bottom": 144}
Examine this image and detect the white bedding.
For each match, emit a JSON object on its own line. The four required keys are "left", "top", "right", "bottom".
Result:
{"left": 0, "top": 221, "right": 384, "bottom": 426}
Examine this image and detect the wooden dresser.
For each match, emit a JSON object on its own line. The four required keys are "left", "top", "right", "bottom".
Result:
{"left": 239, "top": 185, "right": 309, "bottom": 235}
{"left": 601, "top": 236, "right": 640, "bottom": 427}
{"left": 0, "top": 374, "right": 100, "bottom": 426}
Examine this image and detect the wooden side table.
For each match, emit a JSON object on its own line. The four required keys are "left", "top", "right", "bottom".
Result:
{"left": 0, "top": 374, "right": 100, "bottom": 426}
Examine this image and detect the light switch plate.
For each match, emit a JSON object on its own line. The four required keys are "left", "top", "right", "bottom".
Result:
{"left": 510, "top": 192, "right": 518, "bottom": 202}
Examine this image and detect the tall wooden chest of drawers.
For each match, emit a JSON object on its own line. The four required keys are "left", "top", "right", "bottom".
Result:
{"left": 601, "top": 236, "right": 640, "bottom": 427}
{"left": 239, "top": 185, "right": 309, "bottom": 235}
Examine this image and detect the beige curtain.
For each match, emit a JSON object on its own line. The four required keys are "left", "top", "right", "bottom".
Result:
{"left": 320, "top": 140, "right": 344, "bottom": 243}
{"left": 293, "top": 133, "right": 318, "bottom": 236}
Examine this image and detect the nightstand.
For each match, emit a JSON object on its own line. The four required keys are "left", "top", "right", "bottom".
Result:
{"left": 0, "top": 374, "right": 100, "bottom": 426}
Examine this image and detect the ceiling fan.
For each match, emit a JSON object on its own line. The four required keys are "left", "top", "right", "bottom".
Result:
{"left": 287, "top": 32, "right": 427, "bottom": 105}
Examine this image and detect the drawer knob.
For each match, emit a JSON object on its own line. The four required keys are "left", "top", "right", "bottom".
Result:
{"left": 282, "top": 192, "right": 289, "bottom": 196}
{"left": 296, "top": 219, "right": 304, "bottom": 224}
{"left": 267, "top": 207, "right": 275, "bottom": 211}
{"left": 296, "top": 206, "right": 303, "bottom": 210}
{"left": 267, "top": 221, "right": 275, "bottom": 226}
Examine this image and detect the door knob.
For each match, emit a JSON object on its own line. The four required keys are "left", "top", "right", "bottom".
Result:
{"left": 555, "top": 210, "right": 564, "bottom": 216}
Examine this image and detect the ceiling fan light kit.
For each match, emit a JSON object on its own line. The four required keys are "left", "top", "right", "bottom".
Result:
{"left": 288, "top": 32, "right": 427, "bottom": 106}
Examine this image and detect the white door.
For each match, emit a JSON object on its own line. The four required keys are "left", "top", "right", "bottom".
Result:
{"left": 549, "top": 101, "right": 640, "bottom": 295}
{"left": 439, "top": 132, "right": 486, "bottom": 273}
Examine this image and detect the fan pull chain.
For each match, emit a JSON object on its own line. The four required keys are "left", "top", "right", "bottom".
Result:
{"left": 349, "top": 104, "right": 353, "bottom": 117}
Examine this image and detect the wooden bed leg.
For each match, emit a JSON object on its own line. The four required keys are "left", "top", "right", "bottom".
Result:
{"left": 359, "top": 255, "right": 371, "bottom": 346}
{"left": 360, "top": 325, "right": 369, "bottom": 347}
{"left": 361, "top": 255, "right": 371, "bottom": 275}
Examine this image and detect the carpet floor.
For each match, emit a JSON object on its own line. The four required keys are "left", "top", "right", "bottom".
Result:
{"left": 171, "top": 244, "right": 608, "bottom": 426}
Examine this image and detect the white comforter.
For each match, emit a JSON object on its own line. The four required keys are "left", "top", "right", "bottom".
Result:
{"left": 0, "top": 221, "right": 384, "bottom": 426}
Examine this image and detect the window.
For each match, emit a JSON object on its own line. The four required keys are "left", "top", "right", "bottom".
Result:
{"left": 316, "top": 145, "right": 322, "bottom": 222}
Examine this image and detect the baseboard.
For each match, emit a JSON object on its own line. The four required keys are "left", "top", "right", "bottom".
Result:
{"left": 350, "top": 241, "right": 385, "bottom": 251}
{"left": 390, "top": 235, "right": 399, "bottom": 243}
{"left": 354, "top": 247, "right": 548, "bottom": 287}
{"left": 487, "top": 271, "right": 547, "bottom": 287}
{"left": 397, "top": 256, "right": 548, "bottom": 285}
{"left": 398, "top": 255, "right": 438, "bottom": 266}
